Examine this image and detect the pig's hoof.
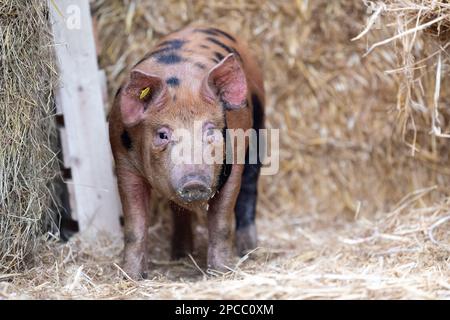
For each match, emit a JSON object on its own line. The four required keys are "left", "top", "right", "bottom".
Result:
{"left": 122, "top": 263, "right": 148, "bottom": 281}
{"left": 207, "top": 253, "right": 231, "bottom": 273}
{"left": 236, "top": 223, "right": 257, "bottom": 257}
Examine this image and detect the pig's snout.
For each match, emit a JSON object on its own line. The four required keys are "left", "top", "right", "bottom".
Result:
{"left": 177, "top": 174, "right": 212, "bottom": 202}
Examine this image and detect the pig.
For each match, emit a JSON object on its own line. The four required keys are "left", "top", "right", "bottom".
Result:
{"left": 108, "top": 26, "right": 265, "bottom": 279}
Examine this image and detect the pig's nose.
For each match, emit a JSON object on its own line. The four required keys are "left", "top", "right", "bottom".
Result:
{"left": 178, "top": 178, "right": 212, "bottom": 202}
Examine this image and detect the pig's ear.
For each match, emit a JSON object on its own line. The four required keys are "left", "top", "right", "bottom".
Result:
{"left": 202, "top": 53, "right": 247, "bottom": 110}
{"left": 120, "top": 70, "right": 167, "bottom": 127}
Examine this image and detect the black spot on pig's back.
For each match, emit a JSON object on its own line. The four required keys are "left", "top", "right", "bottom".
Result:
{"left": 194, "top": 28, "right": 237, "bottom": 42}
{"left": 214, "top": 52, "right": 225, "bottom": 61}
{"left": 166, "top": 77, "right": 180, "bottom": 87}
{"left": 156, "top": 53, "right": 183, "bottom": 64}
{"left": 157, "top": 39, "right": 186, "bottom": 50}
{"left": 135, "top": 38, "right": 187, "bottom": 67}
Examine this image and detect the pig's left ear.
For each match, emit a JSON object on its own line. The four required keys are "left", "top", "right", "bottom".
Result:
{"left": 201, "top": 53, "right": 247, "bottom": 110}
{"left": 120, "top": 70, "right": 167, "bottom": 127}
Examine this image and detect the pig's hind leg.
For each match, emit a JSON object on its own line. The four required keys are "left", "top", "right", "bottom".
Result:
{"left": 234, "top": 161, "right": 260, "bottom": 256}
{"left": 234, "top": 92, "right": 264, "bottom": 256}
{"left": 170, "top": 203, "right": 194, "bottom": 259}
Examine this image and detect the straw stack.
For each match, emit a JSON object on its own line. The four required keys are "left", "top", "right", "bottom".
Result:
{"left": 0, "top": 0, "right": 59, "bottom": 272}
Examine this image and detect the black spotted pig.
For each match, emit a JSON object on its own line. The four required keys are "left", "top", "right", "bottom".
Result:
{"left": 109, "top": 26, "right": 265, "bottom": 279}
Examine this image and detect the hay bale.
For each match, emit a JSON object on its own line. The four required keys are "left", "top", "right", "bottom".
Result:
{"left": 0, "top": 0, "right": 59, "bottom": 272}
{"left": 358, "top": 0, "right": 450, "bottom": 158}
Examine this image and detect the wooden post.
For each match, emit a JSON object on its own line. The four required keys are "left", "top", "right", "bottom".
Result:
{"left": 49, "top": 0, "right": 121, "bottom": 236}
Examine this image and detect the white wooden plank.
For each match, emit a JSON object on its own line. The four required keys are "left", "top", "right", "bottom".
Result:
{"left": 58, "top": 126, "right": 70, "bottom": 168}
{"left": 98, "top": 69, "right": 108, "bottom": 107}
{"left": 66, "top": 180, "right": 78, "bottom": 221}
{"left": 49, "top": 0, "right": 121, "bottom": 236}
{"left": 57, "top": 125, "right": 78, "bottom": 220}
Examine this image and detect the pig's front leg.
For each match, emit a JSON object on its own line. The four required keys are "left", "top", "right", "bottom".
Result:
{"left": 117, "top": 168, "right": 151, "bottom": 280}
{"left": 207, "top": 164, "right": 244, "bottom": 272}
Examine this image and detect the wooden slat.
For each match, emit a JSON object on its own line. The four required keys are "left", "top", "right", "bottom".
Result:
{"left": 57, "top": 125, "right": 78, "bottom": 220}
{"left": 98, "top": 69, "right": 108, "bottom": 107}
{"left": 57, "top": 126, "right": 70, "bottom": 169}
{"left": 49, "top": 0, "right": 121, "bottom": 236}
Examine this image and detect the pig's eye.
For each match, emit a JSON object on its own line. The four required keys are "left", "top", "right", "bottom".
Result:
{"left": 154, "top": 128, "right": 171, "bottom": 147}
{"left": 159, "top": 132, "right": 168, "bottom": 140}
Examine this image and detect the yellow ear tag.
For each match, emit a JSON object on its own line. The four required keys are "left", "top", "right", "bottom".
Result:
{"left": 140, "top": 87, "right": 151, "bottom": 100}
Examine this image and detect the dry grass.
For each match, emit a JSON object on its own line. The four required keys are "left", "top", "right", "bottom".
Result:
{"left": 0, "top": 0, "right": 59, "bottom": 273}
{"left": 1, "top": 188, "right": 449, "bottom": 299}
{"left": 356, "top": 0, "right": 450, "bottom": 152}
{"left": 1, "top": 0, "right": 450, "bottom": 299}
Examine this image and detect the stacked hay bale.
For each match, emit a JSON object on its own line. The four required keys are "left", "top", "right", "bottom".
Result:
{"left": 365, "top": 0, "right": 450, "bottom": 145}
{"left": 0, "top": 0, "right": 59, "bottom": 272}
{"left": 93, "top": 0, "right": 450, "bottom": 223}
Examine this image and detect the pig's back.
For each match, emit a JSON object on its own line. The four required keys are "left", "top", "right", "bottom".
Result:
{"left": 133, "top": 26, "right": 265, "bottom": 110}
